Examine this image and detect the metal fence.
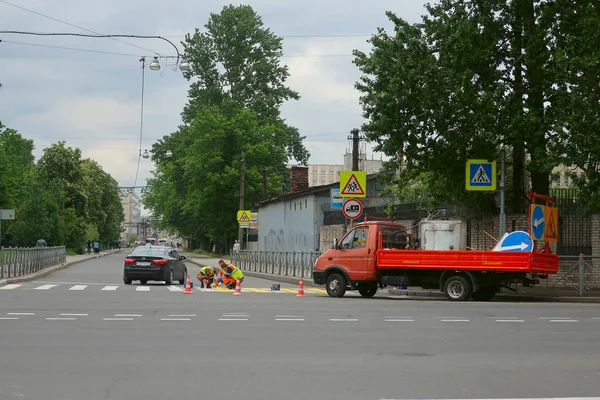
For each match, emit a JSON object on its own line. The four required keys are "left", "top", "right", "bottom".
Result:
{"left": 0, "top": 246, "right": 67, "bottom": 279}
{"left": 231, "top": 250, "right": 322, "bottom": 279}
{"left": 541, "top": 254, "right": 600, "bottom": 296}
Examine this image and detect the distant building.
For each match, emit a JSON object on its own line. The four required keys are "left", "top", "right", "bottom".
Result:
{"left": 551, "top": 165, "right": 584, "bottom": 188}
{"left": 120, "top": 190, "right": 141, "bottom": 241}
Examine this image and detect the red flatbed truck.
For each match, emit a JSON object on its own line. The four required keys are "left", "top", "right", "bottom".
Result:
{"left": 312, "top": 221, "right": 559, "bottom": 301}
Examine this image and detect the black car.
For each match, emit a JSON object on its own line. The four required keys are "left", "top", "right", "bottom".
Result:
{"left": 123, "top": 245, "right": 187, "bottom": 285}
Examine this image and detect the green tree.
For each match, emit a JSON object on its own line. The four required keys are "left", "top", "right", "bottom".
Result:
{"left": 354, "top": 1, "right": 596, "bottom": 214}
{"left": 182, "top": 4, "right": 309, "bottom": 164}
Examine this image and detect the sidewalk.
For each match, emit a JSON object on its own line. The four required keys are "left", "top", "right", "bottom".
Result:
{"left": 0, "top": 249, "right": 124, "bottom": 286}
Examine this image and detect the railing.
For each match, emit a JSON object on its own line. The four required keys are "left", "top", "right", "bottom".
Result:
{"left": 231, "top": 250, "right": 323, "bottom": 279}
{"left": 0, "top": 246, "right": 67, "bottom": 279}
{"left": 541, "top": 254, "right": 600, "bottom": 297}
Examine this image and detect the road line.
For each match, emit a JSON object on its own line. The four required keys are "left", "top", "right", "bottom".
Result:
{"left": 61, "top": 313, "right": 88, "bottom": 316}
{"left": 69, "top": 285, "right": 88, "bottom": 291}
{"left": 385, "top": 316, "right": 413, "bottom": 319}
{"left": 0, "top": 317, "right": 19, "bottom": 320}
{"left": 486, "top": 317, "right": 518, "bottom": 319}
{"left": 101, "top": 286, "right": 119, "bottom": 291}
{"left": 46, "top": 317, "right": 76, "bottom": 320}
{"left": 167, "top": 285, "right": 183, "bottom": 292}
{"left": 136, "top": 286, "right": 150, "bottom": 292}
{"left": 276, "top": 315, "right": 303, "bottom": 318}
{"left": 218, "top": 318, "right": 248, "bottom": 321}
{"left": 433, "top": 316, "right": 466, "bottom": 319}
{"left": 103, "top": 318, "right": 133, "bottom": 321}
{"left": 379, "top": 398, "right": 600, "bottom": 400}
{"left": 440, "top": 319, "right": 470, "bottom": 322}
{"left": 495, "top": 319, "right": 524, "bottom": 323}
{"left": 275, "top": 318, "right": 305, "bottom": 321}
{"left": 329, "top": 318, "right": 358, "bottom": 322}
{"left": 34, "top": 284, "right": 58, "bottom": 290}
{"left": 279, "top": 288, "right": 297, "bottom": 293}
{"left": 7, "top": 312, "right": 35, "bottom": 316}
{"left": 385, "top": 319, "right": 415, "bottom": 322}
{"left": 0, "top": 284, "right": 22, "bottom": 290}
{"left": 161, "top": 318, "right": 191, "bottom": 321}
{"left": 222, "top": 314, "right": 250, "bottom": 317}
{"left": 245, "top": 288, "right": 270, "bottom": 293}
{"left": 539, "top": 317, "right": 571, "bottom": 320}
{"left": 306, "top": 288, "right": 327, "bottom": 293}
{"left": 549, "top": 319, "right": 578, "bottom": 323}
{"left": 589, "top": 317, "right": 600, "bottom": 320}
{"left": 114, "top": 314, "right": 142, "bottom": 317}
{"left": 169, "top": 314, "right": 196, "bottom": 317}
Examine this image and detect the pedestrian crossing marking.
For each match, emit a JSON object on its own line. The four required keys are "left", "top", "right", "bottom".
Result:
{"left": 101, "top": 286, "right": 119, "bottom": 291}
{"left": 136, "top": 286, "right": 150, "bottom": 292}
{"left": 0, "top": 284, "right": 22, "bottom": 290}
{"left": 471, "top": 165, "right": 491, "bottom": 183}
{"left": 34, "top": 284, "right": 58, "bottom": 290}
{"left": 167, "top": 285, "right": 183, "bottom": 292}
{"left": 69, "top": 285, "right": 88, "bottom": 291}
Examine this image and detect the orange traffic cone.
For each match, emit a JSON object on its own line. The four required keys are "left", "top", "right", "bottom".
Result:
{"left": 233, "top": 279, "right": 242, "bottom": 296}
{"left": 183, "top": 274, "right": 193, "bottom": 294}
{"left": 297, "top": 278, "right": 305, "bottom": 297}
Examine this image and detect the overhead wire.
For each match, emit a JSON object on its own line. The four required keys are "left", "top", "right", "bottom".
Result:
{"left": 0, "top": 0, "right": 160, "bottom": 55}
{"left": 132, "top": 59, "right": 146, "bottom": 190}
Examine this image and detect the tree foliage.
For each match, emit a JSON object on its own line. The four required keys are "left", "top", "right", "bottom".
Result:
{"left": 354, "top": 0, "right": 600, "bottom": 215}
{"left": 143, "top": 5, "right": 310, "bottom": 251}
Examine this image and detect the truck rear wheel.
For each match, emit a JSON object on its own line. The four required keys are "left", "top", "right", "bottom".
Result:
{"left": 444, "top": 275, "right": 472, "bottom": 301}
{"left": 325, "top": 273, "right": 347, "bottom": 298}
{"left": 358, "top": 282, "right": 378, "bottom": 298}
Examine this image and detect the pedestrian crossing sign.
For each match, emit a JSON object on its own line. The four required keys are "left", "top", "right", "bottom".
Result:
{"left": 340, "top": 171, "right": 366, "bottom": 198}
{"left": 465, "top": 160, "right": 496, "bottom": 191}
{"left": 237, "top": 210, "right": 251, "bottom": 224}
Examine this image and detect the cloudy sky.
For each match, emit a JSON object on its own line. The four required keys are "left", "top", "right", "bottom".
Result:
{"left": 0, "top": 0, "right": 430, "bottom": 191}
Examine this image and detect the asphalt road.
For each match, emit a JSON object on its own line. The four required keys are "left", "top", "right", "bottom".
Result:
{"left": 1, "top": 251, "right": 600, "bottom": 400}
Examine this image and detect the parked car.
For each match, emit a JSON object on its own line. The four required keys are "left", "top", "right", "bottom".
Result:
{"left": 123, "top": 245, "right": 187, "bottom": 285}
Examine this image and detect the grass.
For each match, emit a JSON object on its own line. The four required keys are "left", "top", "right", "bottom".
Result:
{"left": 66, "top": 249, "right": 78, "bottom": 256}
{"left": 185, "top": 248, "right": 228, "bottom": 258}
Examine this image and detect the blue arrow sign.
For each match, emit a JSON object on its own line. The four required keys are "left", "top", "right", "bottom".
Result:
{"left": 496, "top": 231, "right": 533, "bottom": 252}
{"left": 530, "top": 204, "right": 546, "bottom": 241}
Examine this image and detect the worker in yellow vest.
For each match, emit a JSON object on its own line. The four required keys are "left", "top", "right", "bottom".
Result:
{"left": 218, "top": 259, "right": 244, "bottom": 289}
{"left": 197, "top": 265, "right": 216, "bottom": 288}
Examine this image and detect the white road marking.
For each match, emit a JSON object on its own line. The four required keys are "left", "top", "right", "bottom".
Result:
{"left": 329, "top": 318, "right": 358, "bottom": 322}
{"left": 589, "top": 317, "right": 600, "bottom": 320}
{"left": 379, "top": 398, "right": 600, "bottom": 400}
{"left": 385, "top": 319, "right": 415, "bottom": 322}
{"left": 168, "top": 314, "right": 196, "bottom": 317}
{"left": 161, "top": 318, "right": 191, "bottom": 321}
{"left": 496, "top": 319, "right": 525, "bottom": 323}
{"left": 0, "top": 317, "right": 19, "bottom": 320}
{"left": 46, "top": 317, "right": 76, "bottom": 321}
{"left": 101, "top": 286, "right": 119, "bottom": 291}
{"left": 433, "top": 316, "right": 466, "bottom": 319}
{"left": 167, "top": 285, "right": 183, "bottom": 292}
{"left": 222, "top": 314, "right": 250, "bottom": 317}
{"left": 440, "top": 319, "right": 470, "bottom": 322}
{"left": 136, "top": 286, "right": 150, "bottom": 292}
{"left": 34, "top": 284, "right": 58, "bottom": 290}
{"left": 0, "top": 284, "right": 22, "bottom": 290}
{"left": 539, "top": 317, "right": 571, "bottom": 320}
{"left": 7, "top": 312, "right": 34, "bottom": 316}
{"left": 486, "top": 316, "right": 518, "bottom": 319}
{"left": 61, "top": 313, "right": 88, "bottom": 316}
{"left": 218, "top": 318, "right": 248, "bottom": 321}
{"left": 385, "top": 316, "right": 413, "bottom": 319}
{"left": 275, "top": 318, "right": 305, "bottom": 321}
{"left": 103, "top": 318, "right": 133, "bottom": 321}
{"left": 276, "top": 315, "right": 303, "bottom": 318}
{"left": 114, "top": 314, "right": 142, "bottom": 317}
{"left": 549, "top": 319, "right": 578, "bottom": 323}
{"left": 69, "top": 285, "right": 88, "bottom": 291}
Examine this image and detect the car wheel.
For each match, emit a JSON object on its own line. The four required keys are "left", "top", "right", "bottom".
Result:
{"left": 325, "top": 273, "right": 347, "bottom": 298}
{"left": 123, "top": 278, "right": 132, "bottom": 285}
{"left": 179, "top": 268, "right": 187, "bottom": 285}
{"left": 358, "top": 282, "right": 378, "bottom": 298}
{"left": 165, "top": 269, "right": 173, "bottom": 285}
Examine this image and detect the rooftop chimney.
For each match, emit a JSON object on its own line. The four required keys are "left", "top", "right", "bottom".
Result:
{"left": 291, "top": 166, "right": 309, "bottom": 192}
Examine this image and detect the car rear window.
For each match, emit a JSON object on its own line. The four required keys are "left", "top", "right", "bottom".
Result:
{"left": 130, "top": 247, "right": 167, "bottom": 257}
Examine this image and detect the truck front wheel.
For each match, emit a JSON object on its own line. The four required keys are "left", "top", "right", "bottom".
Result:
{"left": 358, "top": 282, "right": 378, "bottom": 298}
{"left": 326, "top": 273, "right": 347, "bottom": 298}
{"left": 444, "top": 275, "right": 472, "bottom": 301}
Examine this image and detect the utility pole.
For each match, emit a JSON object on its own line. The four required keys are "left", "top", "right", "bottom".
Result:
{"left": 499, "top": 148, "right": 506, "bottom": 238}
{"left": 262, "top": 168, "right": 268, "bottom": 200}
{"left": 238, "top": 153, "right": 246, "bottom": 249}
{"left": 349, "top": 128, "right": 363, "bottom": 171}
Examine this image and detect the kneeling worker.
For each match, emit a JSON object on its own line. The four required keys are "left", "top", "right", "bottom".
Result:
{"left": 197, "top": 265, "right": 216, "bottom": 289}
{"left": 218, "top": 259, "right": 244, "bottom": 289}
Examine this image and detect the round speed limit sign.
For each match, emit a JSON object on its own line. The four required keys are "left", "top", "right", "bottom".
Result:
{"left": 342, "top": 199, "right": 363, "bottom": 219}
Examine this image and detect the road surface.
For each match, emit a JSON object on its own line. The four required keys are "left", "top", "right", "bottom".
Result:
{"left": 1, "top": 251, "right": 599, "bottom": 400}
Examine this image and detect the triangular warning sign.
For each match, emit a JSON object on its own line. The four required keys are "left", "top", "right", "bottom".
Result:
{"left": 239, "top": 212, "right": 250, "bottom": 222}
{"left": 546, "top": 210, "right": 557, "bottom": 238}
{"left": 471, "top": 165, "right": 491, "bottom": 183}
{"left": 341, "top": 174, "right": 365, "bottom": 196}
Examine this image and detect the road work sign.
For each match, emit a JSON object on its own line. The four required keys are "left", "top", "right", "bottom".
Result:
{"left": 544, "top": 206, "right": 558, "bottom": 243}
{"left": 465, "top": 160, "right": 496, "bottom": 191}
{"left": 340, "top": 171, "right": 366, "bottom": 198}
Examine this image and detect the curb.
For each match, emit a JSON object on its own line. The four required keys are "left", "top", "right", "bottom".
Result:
{"left": 0, "top": 250, "right": 124, "bottom": 287}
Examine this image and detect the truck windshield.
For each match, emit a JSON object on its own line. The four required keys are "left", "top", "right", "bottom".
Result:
{"left": 380, "top": 226, "right": 407, "bottom": 249}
